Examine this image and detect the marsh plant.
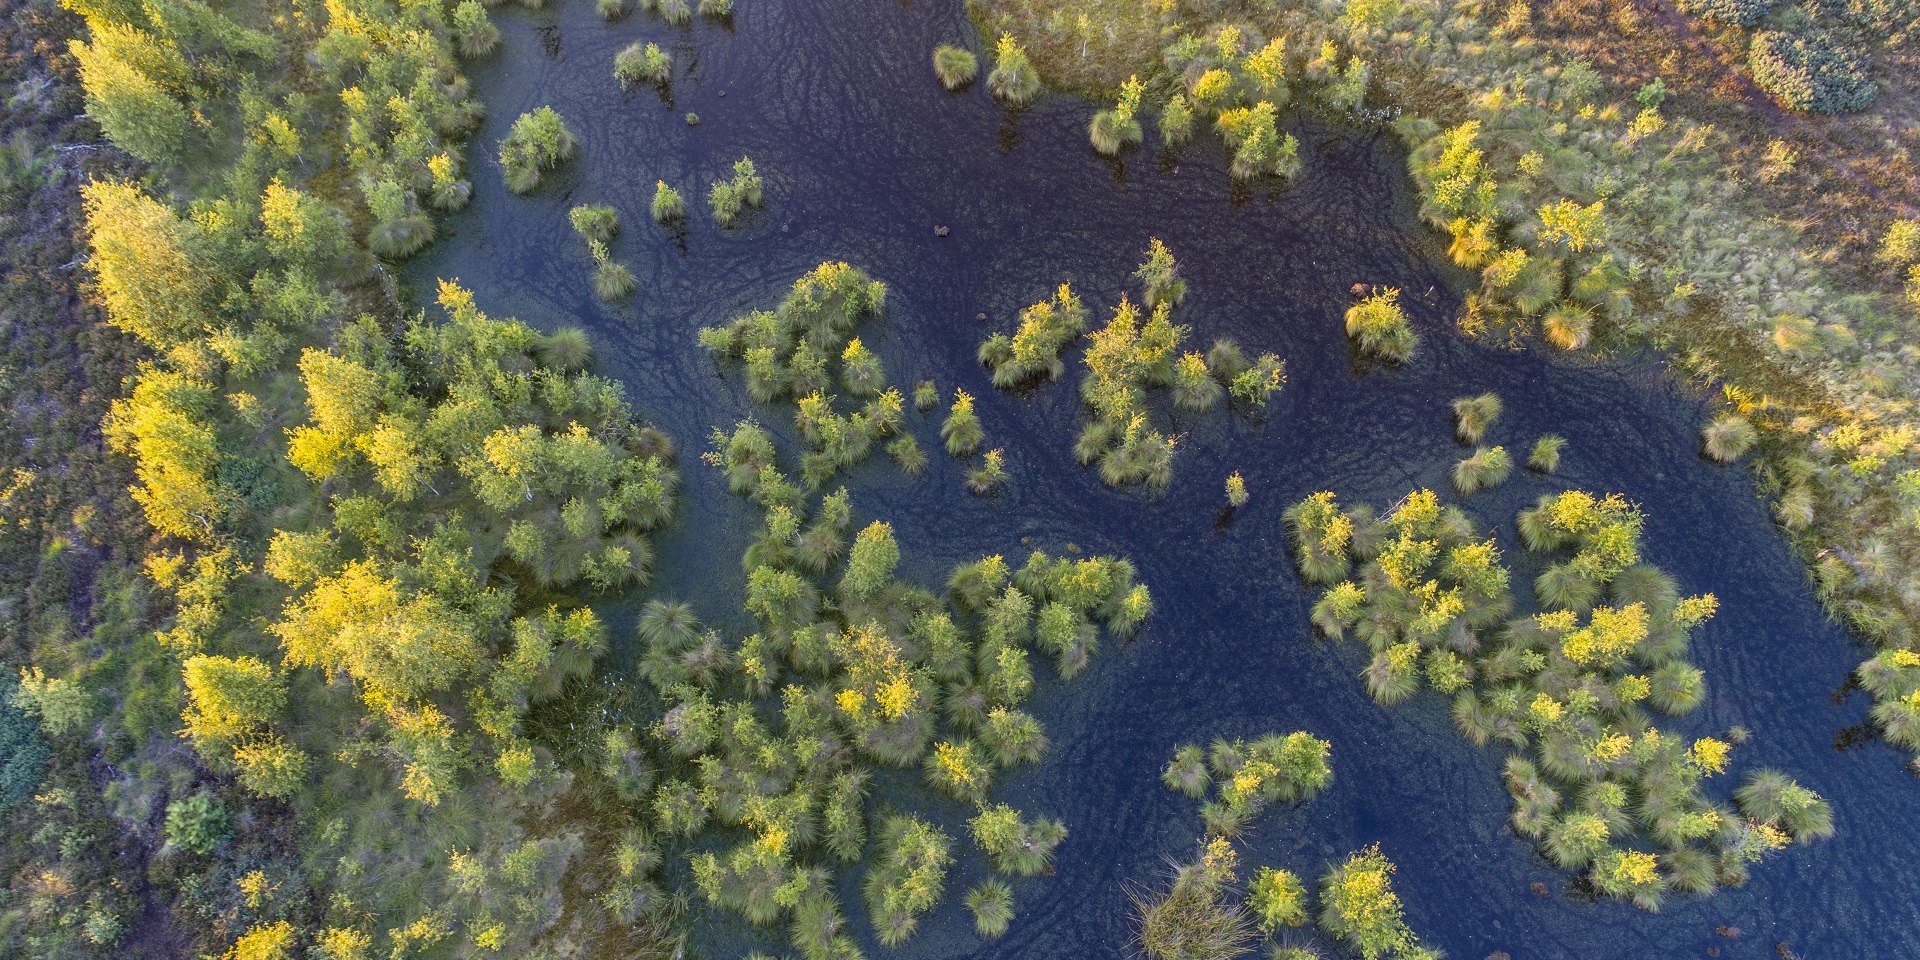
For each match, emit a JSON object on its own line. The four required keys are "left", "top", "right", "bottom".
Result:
{"left": 967, "top": 879, "right": 1015, "bottom": 937}
{"left": 1451, "top": 445, "right": 1511, "bottom": 495}
{"left": 614, "top": 42, "right": 672, "bottom": 88}
{"left": 1288, "top": 487, "right": 1834, "bottom": 908}
{"left": 588, "top": 240, "right": 636, "bottom": 301}
{"left": 596, "top": 0, "right": 627, "bottom": 20}
{"left": 1451, "top": 392, "right": 1501, "bottom": 444}
{"left": 968, "top": 449, "right": 1008, "bottom": 495}
{"left": 1702, "top": 413, "right": 1757, "bottom": 463}
{"left": 1345, "top": 288, "right": 1416, "bottom": 364}
{"left": 913, "top": 379, "right": 939, "bottom": 411}
{"left": 1529, "top": 434, "right": 1567, "bottom": 473}
{"left": 450, "top": 0, "right": 500, "bottom": 57}
{"left": 1090, "top": 76, "right": 1146, "bottom": 155}
{"left": 499, "top": 106, "right": 578, "bottom": 194}
{"left": 699, "top": 263, "right": 900, "bottom": 485}
{"left": 650, "top": 181, "right": 684, "bottom": 224}
{"left": 1130, "top": 837, "right": 1256, "bottom": 960}
{"left": 978, "top": 283, "right": 1088, "bottom": 387}
{"left": 933, "top": 44, "right": 979, "bottom": 90}
{"left": 941, "top": 389, "right": 984, "bottom": 457}
{"left": 670, "top": 436, "right": 1151, "bottom": 954}
{"left": 1319, "top": 846, "right": 1428, "bottom": 960}
{"left": 1226, "top": 472, "right": 1249, "bottom": 508}
{"left": 1160, "top": 733, "right": 1332, "bottom": 836}
{"left": 987, "top": 32, "right": 1041, "bottom": 106}
{"left": 1159, "top": 94, "right": 1195, "bottom": 147}
{"left": 568, "top": 204, "right": 618, "bottom": 245}
{"left": 709, "top": 156, "right": 766, "bottom": 228}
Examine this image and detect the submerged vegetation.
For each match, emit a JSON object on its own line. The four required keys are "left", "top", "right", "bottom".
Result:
{"left": 1288, "top": 487, "right": 1832, "bottom": 908}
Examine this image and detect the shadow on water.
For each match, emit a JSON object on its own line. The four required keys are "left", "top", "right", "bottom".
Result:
{"left": 408, "top": 0, "right": 1920, "bottom": 955}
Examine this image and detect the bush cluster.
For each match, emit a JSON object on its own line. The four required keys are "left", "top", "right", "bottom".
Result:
{"left": 1748, "top": 30, "right": 1877, "bottom": 114}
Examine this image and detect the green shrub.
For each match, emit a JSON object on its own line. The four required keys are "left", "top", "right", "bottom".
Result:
{"left": 1749, "top": 30, "right": 1876, "bottom": 114}
{"left": 164, "top": 792, "right": 231, "bottom": 855}
{"left": 0, "top": 674, "right": 47, "bottom": 813}
{"left": 967, "top": 880, "right": 1015, "bottom": 937}
{"left": 568, "top": 204, "right": 618, "bottom": 244}
{"left": 1677, "top": 0, "right": 1774, "bottom": 25}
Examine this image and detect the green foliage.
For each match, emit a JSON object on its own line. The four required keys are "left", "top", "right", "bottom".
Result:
{"left": 1170, "top": 733, "right": 1333, "bottom": 836}
{"left": 1345, "top": 289, "right": 1417, "bottom": 363}
{"left": 1247, "top": 866, "right": 1307, "bottom": 931}
{"left": 1452, "top": 446, "right": 1511, "bottom": 495}
{"left": 865, "top": 815, "right": 953, "bottom": 946}
{"left": 1319, "top": 845, "right": 1422, "bottom": 960}
{"left": 709, "top": 156, "right": 767, "bottom": 227}
{"left": 499, "top": 107, "right": 579, "bottom": 193}
{"left": 1090, "top": 76, "right": 1146, "bottom": 155}
{"left": 615, "top": 42, "right": 673, "bottom": 86}
{"left": 966, "top": 879, "right": 1015, "bottom": 937}
{"left": 1748, "top": 30, "right": 1877, "bottom": 114}
{"left": 1292, "top": 485, "right": 1816, "bottom": 907}
{"left": 1528, "top": 435, "right": 1567, "bottom": 473}
{"left": 969, "top": 803, "right": 1067, "bottom": 875}
{"left": 1677, "top": 0, "right": 1775, "bottom": 23}
{"left": 980, "top": 283, "right": 1087, "bottom": 387}
{"left": 0, "top": 674, "right": 47, "bottom": 812}
{"left": 1130, "top": 838, "right": 1255, "bottom": 960}
{"left": 651, "top": 180, "right": 686, "bottom": 224}
{"left": 988, "top": 32, "right": 1041, "bottom": 105}
{"left": 933, "top": 44, "right": 979, "bottom": 90}
{"left": 569, "top": 204, "right": 619, "bottom": 244}
{"left": 12, "top": 667, "right": 90, "bottom": 737}
{"left": 163, "top": 792, "right": 230, "bottom": 855}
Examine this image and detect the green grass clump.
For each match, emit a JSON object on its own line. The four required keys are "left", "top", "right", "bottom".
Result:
{"left": 1344, "top": 288, "right": 1416, "bottom": 364}
{"left": 568, "top": 204, "right": 618, "bottom": 244}
{"left": 933, "top": 44, "right": 978, "bottom": 90}
{"left": 709, "top": 156, "right": 765, "bottom": 228}
{"left": 1090, "top": 76, "right": 1145, "bottom": 155}
{"left": 650, "top": 181, "right": 684, "bottom": 224}
{"left": 987, "top": 32, "right": 1041, "bottom": 105}
{"left": 1702, "top": 413, "right": 1757, "bottom": 462}
{"left": 596, "top": 0, "right": 627, "bottom": 19}
{"left": 593, "top": 259, "right": 636, "bottom": 301}
{"left": 499, "top": 106, "right": 577, "bottom": 194}
{"left": 967, "top": 880, "right": 1015, "bottom": 937}
{"left": 1225, "top": 472, "right": 1248, "bottom": 508}
{"left": 1452, "top": 445, "right": 1511, "bottom": 495}
{"left": 864, "top": 815, "right": 952, "bottom": 946}
{"left": 967, "top": 449, "right": 1008, "bottom": 495}
{"left": 1528, "top": 434, "right": 1566, "bottom": 473}
{"left": 1735, "top": 769, "right": 1835, "bottom": 843}
{"left": 942, "top": 389, "right": 984, "bottom": 456}
{"left": 970, "top": 804, "right": 1066, "bottom": 876}
{"left": 614, "top": 42, "right": 672, "bottom": 87}
{"left": 1542, "top": 301, "right": 1594, "bottom": 350}
{"left": 697, "top": 0, "right": 731, "bottom": 17}
{"left": 1130, "top": 839, "right": 1255, "bottom": 960}
{"left": 912, "top": 380, "right": 939, "bottom": 411}
{"left": 1451, "top": 392, "right": 1501, "bottom": 443}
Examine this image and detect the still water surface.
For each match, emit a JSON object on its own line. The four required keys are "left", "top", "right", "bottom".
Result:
{"left": 410, "top": 0, "right": 1920, "bottom": 955}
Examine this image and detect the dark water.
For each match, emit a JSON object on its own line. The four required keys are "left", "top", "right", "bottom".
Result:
{"left": 408, "top": 0, "right": 1920, "bottom": 955}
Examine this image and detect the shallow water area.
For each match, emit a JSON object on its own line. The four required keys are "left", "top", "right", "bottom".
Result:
{"left": 408, "top": 0, "right": 1920, "bottom": 955}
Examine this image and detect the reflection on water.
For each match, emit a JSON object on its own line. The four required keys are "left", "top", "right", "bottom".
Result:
{"left": 407, "top": 0, "right": 1920, "bottom": 955}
